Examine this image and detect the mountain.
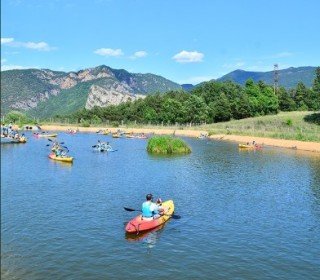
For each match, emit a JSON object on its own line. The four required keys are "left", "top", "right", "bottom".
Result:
{"left": 1, "top": 65, "right": 182, "bottom": 117}
{"left": 181, "top": 84, "right": 194, "bottom": 91}
{"left": 217, "top": 66, "right": 317, "bottom": 88}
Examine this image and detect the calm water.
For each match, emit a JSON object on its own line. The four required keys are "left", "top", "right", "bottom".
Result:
{"left": 1, "top": 132, "right": 320, "bottom": 279}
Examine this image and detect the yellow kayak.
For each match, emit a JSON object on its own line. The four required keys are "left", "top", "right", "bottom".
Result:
{"left": 238, "top": 144, "right": 255, "bottom": 149}
{"left": 112, "top": 133, "right": 121, "bottom": 138}
{"left": 48, "top": 153, "right": 73, "bottom": 163}
{"left": 19, "top": 137, "right": 27, "bottom": 143}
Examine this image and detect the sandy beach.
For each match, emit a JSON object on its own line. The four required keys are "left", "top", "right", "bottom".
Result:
{"left": 38, "top": 124, "right": 320, "bottom": 153}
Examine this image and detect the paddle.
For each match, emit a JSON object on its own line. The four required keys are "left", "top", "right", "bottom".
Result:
{"left": 123, "top": 207, "right": 181, "bottom": 219}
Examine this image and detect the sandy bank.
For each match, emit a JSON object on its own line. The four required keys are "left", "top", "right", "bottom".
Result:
{"left": 39, "top": 124, "right": 320, "bottom": 153}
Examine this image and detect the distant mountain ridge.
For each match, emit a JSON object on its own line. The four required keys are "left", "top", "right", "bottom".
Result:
{"left": 217, "top": 66, "right": 317, "bottom": 88}
{"left": 1, "top": 65, "right": 182, "bottom": 117}
{"left": 1, "top": 65, "right": 317, "bottom": 118}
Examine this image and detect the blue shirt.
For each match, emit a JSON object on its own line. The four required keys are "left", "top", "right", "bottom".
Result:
{"left": 142, "top": 201, "right": 159, "bottom": 218}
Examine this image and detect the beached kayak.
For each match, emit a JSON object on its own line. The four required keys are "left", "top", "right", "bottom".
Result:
{"left": 125, "top": 200, "right": 174, "bottom": 233}
{"left": 48, "top": 153, "right": 73, "bottom": 162}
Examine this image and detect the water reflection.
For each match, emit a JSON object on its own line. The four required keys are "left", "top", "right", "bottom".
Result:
{"left": 125, "top": 224, "right": 165, "bottom": 249}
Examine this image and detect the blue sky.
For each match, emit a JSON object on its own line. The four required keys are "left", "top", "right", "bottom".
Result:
{"left": 1, "top": 0, "right": 320, "bottom": 84}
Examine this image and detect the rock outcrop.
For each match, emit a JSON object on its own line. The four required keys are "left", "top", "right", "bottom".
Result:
{"left": 85, "top": 85, "right": 145, "bottom": 109}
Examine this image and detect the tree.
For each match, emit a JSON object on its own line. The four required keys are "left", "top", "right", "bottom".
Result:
{"left": 209, "top": 93, "right": 232, "bottom": 122}
{"left": 278, "top": 87, "right": 296, "bottom": 111}
{"left": 294, "top": 82, "right": 309, "bottom": 110}
{"left": 310, "top": 67, "right": 320, "bottom": 110}
{"left": 183, "top": 95, "right": 209, "bottom": 124}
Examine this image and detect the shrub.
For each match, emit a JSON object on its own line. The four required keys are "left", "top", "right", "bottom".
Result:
{"left": 286, "top": 119, "right": 293, "bottom": 126}
{"left": 147, "top": 136, "right": 191, "bottom": 155}
{"left": 80, "top": 119, "right": 90, "bottom": 127}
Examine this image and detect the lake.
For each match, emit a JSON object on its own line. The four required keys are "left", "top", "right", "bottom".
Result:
{"left": 1, "top": 132, "right": 320, "bottom": 279}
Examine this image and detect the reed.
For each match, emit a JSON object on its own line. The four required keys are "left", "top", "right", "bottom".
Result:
{"left": 147, "top": 136, "right": 191, "bottom": 155}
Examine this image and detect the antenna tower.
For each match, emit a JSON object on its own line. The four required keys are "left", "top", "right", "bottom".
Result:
{"left": 274, "top": 64, "right": 279, "bottom": 94}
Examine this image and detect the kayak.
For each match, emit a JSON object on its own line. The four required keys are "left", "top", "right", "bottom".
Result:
{"left": 126, "top": 134, "right": 135, "bottom": 138}
{"left": 238, "top": 144, "right": 255, "bottom": 149}
{"left": 19, "top": 137, "right": 27, "bottom": 143}
{"left": 238, "top": 144, "right": 262, "bottom": 149}
{"left": 34, "top": 133, "right": 58, "bottom": 138}
{"left": 125, "top": 200, "right": 174, "bottom": 234}
{"left": 93, "top": 147, "right": 116, "bottom": 152}
{"left": 126, "top": 224, "right": 165, "bottom": 242}
{"left": 48, "top": 153, "right": 73, "bottom": 162}
{"left": 1, "top": 136, "right": 25, "bottom": 144}
{"left": 112, "top": 133, "right": 121, "bottom": 138}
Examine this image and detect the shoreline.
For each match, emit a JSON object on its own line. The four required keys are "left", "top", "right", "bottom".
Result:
{"left": 38, "top": 124, "right": 320, "bottom": 153}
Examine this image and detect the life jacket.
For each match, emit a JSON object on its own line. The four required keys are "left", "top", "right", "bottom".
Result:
{"left": 142, "top": 201, "right": 153, "bottom": 218}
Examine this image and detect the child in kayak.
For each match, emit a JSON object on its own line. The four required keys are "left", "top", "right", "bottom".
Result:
{"left": 141, "top": 194, "right": 165, "bottom": 219}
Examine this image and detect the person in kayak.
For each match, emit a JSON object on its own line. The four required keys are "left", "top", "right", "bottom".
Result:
{"left": 142, "top": 194, "right": 164, "bottom": 219}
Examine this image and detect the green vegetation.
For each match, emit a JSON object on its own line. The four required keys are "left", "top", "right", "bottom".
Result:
{"left": 204, "top": 112, "right": 320, "bottom": 142}
{"left": 3, "top": 111, "right": 35, "bottom": 127}
{"left": 147, "top": 136, "right": 191, "bottom": 155}
{"left": 67, "top": 68, "right": 320, "bottom": 126}
{"left": 29, "top": 81, "right": 94, "bottom": 118}
{"left": 1, "top": 69, "right": 64, "bottom": 114}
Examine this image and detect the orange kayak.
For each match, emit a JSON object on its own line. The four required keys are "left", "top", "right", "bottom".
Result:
{"left": 125, "top": 200, "right": 174, "bottom": 233}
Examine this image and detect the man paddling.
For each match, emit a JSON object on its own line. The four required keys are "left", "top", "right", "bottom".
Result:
{"left": 142, "top": 194, "right": 164, "bottom": 219}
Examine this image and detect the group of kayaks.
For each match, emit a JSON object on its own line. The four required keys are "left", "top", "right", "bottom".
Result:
{"left": 1, "top": 125, "right": 27, "bottom": 144}
{"left": 96, "top": 129, "right": 149, "bottom": 139}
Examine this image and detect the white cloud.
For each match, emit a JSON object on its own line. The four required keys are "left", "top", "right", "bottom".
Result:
{"left": 172, "top": 50, "right": 204, "bottom": 63}
{"left": 1, "top": 38, "right": 14, "bottom": 44}
{"left": 94, "top": 48, "right": 123, "bottom": 57}
{"left": 21, "top": 41, "right": 54, "bottom": 51}
{"left": 1, "top": 37, "right": 55, "bottom": 51}
{"left": 131, "top": 50, "right": 148, "bottom": 59}
{"left": 1, "top": 58, "right": 7, "bottom": 64}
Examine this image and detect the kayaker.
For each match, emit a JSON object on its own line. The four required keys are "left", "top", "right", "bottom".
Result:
{"left": 141, "top": 194, "right": 164, "bottom": 219}
{"left": 105, "top": 142, "right": 112, "bottom": 150}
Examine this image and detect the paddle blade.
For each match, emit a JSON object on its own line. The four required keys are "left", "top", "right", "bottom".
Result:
{"left": 92, "top": 145, "right": 98, "bottom": 148}
{"left": 48, "top": 138, "right": 53, "bottom": 142}
{"left": 124, "top": 207, "right": 138, "bottom": 212}
{"left": 171, "top": 214, "right": 181, "bottom": 219}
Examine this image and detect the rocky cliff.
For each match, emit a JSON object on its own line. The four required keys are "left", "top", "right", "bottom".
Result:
{"left": 85, "top": 85, "right": 146, "bottom": 109}
{"left": 1, "top": 65, "right": 182, "bottom": 117}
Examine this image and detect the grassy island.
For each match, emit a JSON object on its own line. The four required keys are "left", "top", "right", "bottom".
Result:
{"left": 147, "top": 136, "right": 191, "bottom": 155}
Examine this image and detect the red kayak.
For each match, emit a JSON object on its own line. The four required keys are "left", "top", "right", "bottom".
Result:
{"left": 125, "top": 200, "right": 174, "bottom": 234}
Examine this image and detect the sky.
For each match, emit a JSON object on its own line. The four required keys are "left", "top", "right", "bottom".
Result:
{"left": 1, "top": 0, "right": 320, "bottom": 84}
